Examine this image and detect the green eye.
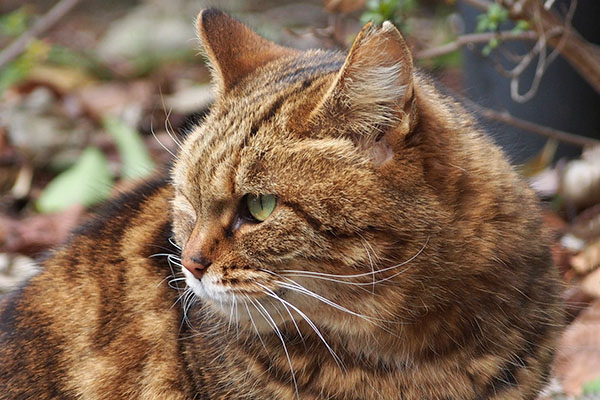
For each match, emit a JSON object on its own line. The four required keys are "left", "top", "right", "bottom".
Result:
{"left": 247, "top": 194, "right": 277, "bottom": 222}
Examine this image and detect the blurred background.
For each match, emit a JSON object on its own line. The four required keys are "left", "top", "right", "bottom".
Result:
{"left": 0, "top": 0, "right": 599, "bottom": 397}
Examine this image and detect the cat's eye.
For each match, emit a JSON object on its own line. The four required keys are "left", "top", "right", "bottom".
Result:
{"left": 246, "top": 194, "right": 277, "bottom": 222}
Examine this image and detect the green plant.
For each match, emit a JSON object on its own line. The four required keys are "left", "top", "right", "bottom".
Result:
{"left": 360, "top": 0, "right": 417, "bottom": 30}
{"left": 475, "top": 3, "right": 530, "bottom": 56}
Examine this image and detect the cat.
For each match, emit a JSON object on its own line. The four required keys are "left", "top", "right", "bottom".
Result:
{"left": 0, "top": 8, "right": 563, "bottom": 400}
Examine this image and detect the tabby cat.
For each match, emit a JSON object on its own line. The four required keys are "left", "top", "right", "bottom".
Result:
{"left": 0, "top": 9, "right": 563, "bottom": 400}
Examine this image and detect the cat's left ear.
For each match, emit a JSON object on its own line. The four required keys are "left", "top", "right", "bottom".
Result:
{"left": 196, "top": 9, "right": 299, "bottom": 96}
{"left": 309, "top": 21, "right": 416, "bottom": 153}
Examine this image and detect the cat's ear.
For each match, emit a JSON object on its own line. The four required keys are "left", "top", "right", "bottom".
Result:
{"left": 196, "top": 9, "right": 298, "bottom": 95}
{"left": 309, "top": 21, "right": 416, "bottom": 153}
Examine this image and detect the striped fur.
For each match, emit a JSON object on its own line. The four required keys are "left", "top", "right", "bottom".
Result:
{"left": 0, "top": 9, "right": 563, "bottom": 399}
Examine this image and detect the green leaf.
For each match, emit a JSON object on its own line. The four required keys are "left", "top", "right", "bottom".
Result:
{"left": 583, "top": 377, "right": 600, "bottom": 395}
{"left": 481, "top": 44, "right": 492, "bottom": 57}
{"left": 476, "top": 4, "right": 509, "bottom": 33}
{"left": 489, "top": 37, "right": 499, "bottom": 49}
{"left": 0, "top": 39, "right": 50, "bottom": 93}
{"left": 476, "top": 17, "right": 490, "bottom": 33}
{"left": 0, "top": 7, "right": 29, "bottom": 37}
{"left": 102, "top": 116, "right": 155, "bottom": 180}
{"left": 360, "top": 11, "right": 385, "bottom": 25}
{"left": 512, "top": 19, "right": 531, "bottom": 33}
{"left": 36, "top": 147, "right": 113, "bottom": 213}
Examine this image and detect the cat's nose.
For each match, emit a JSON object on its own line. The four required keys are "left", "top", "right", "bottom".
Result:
{"left": 182, "top": 253, "right": 212, "bottom": 279}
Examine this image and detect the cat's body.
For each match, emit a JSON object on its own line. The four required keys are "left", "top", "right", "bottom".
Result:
{"left": 0, "top": 9, "right": 562, "bottom": 400}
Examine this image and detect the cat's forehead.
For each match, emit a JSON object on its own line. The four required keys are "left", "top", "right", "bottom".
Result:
{"left": 173, "top": 51, "right": 348, "bottom": 194}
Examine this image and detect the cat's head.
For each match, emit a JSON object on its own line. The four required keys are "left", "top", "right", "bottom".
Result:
{"left": 171, "top": 9, "right": 445, "bottom": 333}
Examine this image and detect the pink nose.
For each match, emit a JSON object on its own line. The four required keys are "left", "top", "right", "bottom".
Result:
{"left": 182, "top": 254, "right": 212, "bottom": 279}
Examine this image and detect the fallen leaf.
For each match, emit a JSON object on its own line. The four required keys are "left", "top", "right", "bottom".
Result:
{"left": 561, "top": 145, "right": 600, "bottom": 209}
{"left": 518, "top": 139, "right": 558, "bottom": 178}
{"left": 36, "top": 147, "right": 113, "bottom": 213}
{"left": 554, "top": 300, "right": 600, "bottom": 395}
{"left": 583, "top": 376, "right": 600, "bottom": 395}
{"left": 164, "top": 84, "right": 214, "bottom": 115}
{"left": 102, "top": 116, "right": 155, "bottom": 180}
{"left": 582, "top": 268, "right": 600, "bottom": 299}
{"left": 571, "top": 239, "right": 600, "bottom": 275}
{"left": 323, "top": 0, "right": 367, "bottom": 13}
{"left": 26, "top": 64, "right": 95, "bottom": 93}
{"left": 0, "top": 205, "right": 85, "bottom": 256}
{"left": 572, "top": 204, "right": 600, "bottom": 242}
{"left": 0, "top": 253, "right": 39, "bottom": 294}
{"left": 76, "top": 80, "right": 154, "bottom": 121}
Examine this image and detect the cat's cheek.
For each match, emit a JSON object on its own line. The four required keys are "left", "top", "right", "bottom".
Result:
{"left": 171, "top": 208, "right": 196, "bottom": 248}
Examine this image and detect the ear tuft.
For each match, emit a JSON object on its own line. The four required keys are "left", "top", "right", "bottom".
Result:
{"left": 309, "top": 21, "right": 415, "bottom": 148}
{"left": 196, "top": 9, "right": 298, "bottom": 96}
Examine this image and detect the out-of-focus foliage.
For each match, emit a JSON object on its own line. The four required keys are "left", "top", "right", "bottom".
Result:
{"left": 0, "top": 2, "right": 599, "bottom": 397}
{"left": 103, "top": 116, "right": 155, "bottom": 180}
{"left": 583, "top": 377, "right": 600, "bottom": 395}
{"left": 360, "top": 0, "right": 416, "bottom": 29}
{"left": 0, "top": 6, "right": 29, "bottom": 36}
{"left": 36, "top": 147, "right": 113, "bottom": 213}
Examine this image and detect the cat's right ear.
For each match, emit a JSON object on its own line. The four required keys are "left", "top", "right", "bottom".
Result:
{"left": 308, "top": 21, "right": 416, "bottom": 157}
{"left": 196, "top": 9, "right": 298, "bottom": 96}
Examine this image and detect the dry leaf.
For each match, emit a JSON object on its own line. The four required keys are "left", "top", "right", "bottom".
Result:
{"left": 27, "top": 65, "right": 95, "bottom": 93}
{"left": 323, "top": 0, "right": 367, "bottom": 13}
{"left": 76, "top": 81, "right": 154, "bottom": 121}
{"left": 0, "top": 205, "right": 86, "bottom": 256}
{"left": 554, "top": 300, "right": 600, "bottom": 395}
{"left": 572, "top": 204, "right": 600, "bottom": 242}
{"left": 561, "top": 146, "right": 600, "bottom": 209}
{"left": 0, "top": 254, "right": 39, "bottom": 295}
{"left": 571, "top": 239, "right": 600, "bottom": 275}
{"left": 582, "top": 268, "right": 600, "bottom": 299}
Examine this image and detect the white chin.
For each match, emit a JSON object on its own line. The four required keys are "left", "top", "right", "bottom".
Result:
{"left": 182, "top": 268, "right": 238, "bottom": 306}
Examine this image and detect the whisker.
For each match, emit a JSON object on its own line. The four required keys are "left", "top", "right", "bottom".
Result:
{"left": 357, "top": 233, "right": 376, "bottom": 294}
{"left": 242, "top": 296, "right": 268, "bottom": 352}
{"left": 255, "top": 283, "right": 345, "bottom": 371}
{"left": 158, "top": 88, "right": 184, "bottom": 149}
{"left": 279, "top": 237, "right": 429, "bottom": 281}
{"left": 275, "top": 279, "right": 383, "bottom": 323}
{"left": 273, "top": 271, "right": 384, "bottom": 290}
{"left": 250, "top": 297, "right": 300, "bottom": 398}
{"left": 150, "top": 115, "right": 177, "bottom": 158}
{"left": 168, "top": 236, "right": 182, "bottom": 250}
{"left": 267, "top": 297, "right": 305, "bottom": 344}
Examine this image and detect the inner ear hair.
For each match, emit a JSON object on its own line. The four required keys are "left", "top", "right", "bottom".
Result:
{"left": 309, "top": 21, "right": 416, "bottom": 150}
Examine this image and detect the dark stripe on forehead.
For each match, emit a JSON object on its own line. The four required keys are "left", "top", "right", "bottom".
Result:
{"left": 244, "top": 74, "right": 323, "bottom": 146}
{"left": 249, "top": 96, "right": 286, "bottom": 138}
{"left": 273, "top": 61, "right": 342, "bottom": 86}
{"left": 242, "top": 59, "right": 341, "bottom": 107}
{"left": 195, "top": 59, "right": 337, "bottom": 190}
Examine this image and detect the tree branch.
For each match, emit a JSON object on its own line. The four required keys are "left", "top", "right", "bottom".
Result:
{"left": 0, "top": 0, "right": 81, "bottom": 69}
{"left": 416, "top": 30, "right": 538, "bottom": 60}
{"left": 458, "top": 94, "right": 600, "bottom": 148}
{"left": 498, "top": 0, "right": 600, "bottom": 94}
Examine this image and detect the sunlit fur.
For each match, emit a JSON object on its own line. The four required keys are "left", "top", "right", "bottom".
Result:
{"left": 0, "top": 9, "right": 563, "bottom": 400}
{"left": 170, "top": 9, "right": 564, "bottom": 400}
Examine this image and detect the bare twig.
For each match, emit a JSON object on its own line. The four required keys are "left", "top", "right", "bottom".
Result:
{"left": 458, "top": 94, "right": 600, "bottom": 148}
{"left": 416, "top": 30, "right": 538, "bottom": 60}
{"left": 459, "top": 0, "right": 600, "bottom": 94}
{"left": 498, "top": 0, "right": 600, "bottom": 94}
{"left": 506, "top": 0, "right": 576, "bottom": 102}
{"left": 0, "top": 0, "right": 81, "bottom": 69}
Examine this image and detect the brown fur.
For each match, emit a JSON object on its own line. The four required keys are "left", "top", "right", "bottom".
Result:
{"left": 0, "top": 9, "right": 563, "bottom": 399}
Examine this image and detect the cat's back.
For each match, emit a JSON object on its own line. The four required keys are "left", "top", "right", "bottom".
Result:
{"left": 0, "top": 178, "right": 192, "bottom": 399}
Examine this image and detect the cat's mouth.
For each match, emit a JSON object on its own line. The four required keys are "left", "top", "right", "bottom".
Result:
{"left": 182, "top": 266, "right": 282, "bottom": 305}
